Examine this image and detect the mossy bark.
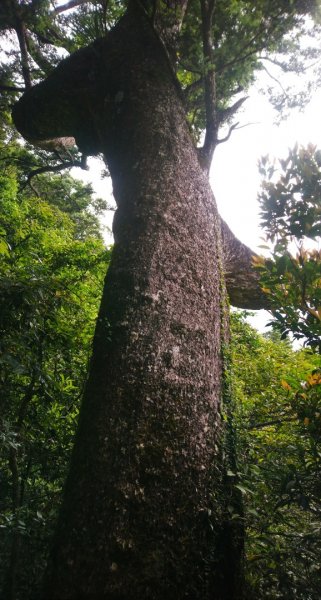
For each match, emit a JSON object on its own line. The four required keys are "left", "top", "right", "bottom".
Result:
{"left": 13, "top": 6, "right": 244, "bottom": 599}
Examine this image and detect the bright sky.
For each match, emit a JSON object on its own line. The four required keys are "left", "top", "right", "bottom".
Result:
{"left": 213, "top": 81, "right": 321, "bottom": 331}
{"left": 213, "top": 86, "right": 321, "bottom": 253}
{"left": 77, "top": 85, "right": 321, "bottom": 242}
{"left": 72, "top": 73, "right": 321, "bottom": 333}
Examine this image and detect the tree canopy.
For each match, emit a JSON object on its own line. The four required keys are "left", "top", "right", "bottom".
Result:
{"left": 1, "top": 0, "right": 321, "bottom": 170}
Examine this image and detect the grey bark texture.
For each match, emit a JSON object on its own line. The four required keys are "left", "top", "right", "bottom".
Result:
{"left": 12, "top": 5, "right": 255, "bottom": 599}
{"left": 220, "top": 219, "right": 269, "bottom": 310}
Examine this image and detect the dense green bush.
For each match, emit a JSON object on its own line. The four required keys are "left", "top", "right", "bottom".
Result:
{"left": 231, "top": 311, "right": 321, "bottom": 599}
{"left": 0, "top": 140, "right": 110, "bottom": 599}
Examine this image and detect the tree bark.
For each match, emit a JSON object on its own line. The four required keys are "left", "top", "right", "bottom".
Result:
{"left": 220, "top": 219, "right": 269, "bottom": 310}
{"left": 13, "top": 6, "right": 245, "bottom": 599}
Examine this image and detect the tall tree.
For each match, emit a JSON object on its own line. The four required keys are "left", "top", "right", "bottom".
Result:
{"left": 5, "top": 0, "right": 320, "bottom": 598}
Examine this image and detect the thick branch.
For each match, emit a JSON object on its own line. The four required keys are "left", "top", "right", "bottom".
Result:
{"left": 152, "top": 0, "right": 189, "bottom": 58}
{"left": 220, "top": 218, "right": 270, "bottom": 310}
{"left": 198, "top": 0, "right": 217, "bottom": 173}
{"left": 12, "top": 4, "right": 184, "bottom": 155}
{"left": 14, "top": 17, "right": 32, "bottom": 89}
{"left": 24, "top": 157, "right": 86, "bottom": 194}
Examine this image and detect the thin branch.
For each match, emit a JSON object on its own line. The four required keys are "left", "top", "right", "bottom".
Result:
{"left": 207, "top": 0, "right": 217, "bottom": 14}
{"left": 27, "top": 179, "right": 40, "bottom": 197}
{"left": 101, "top": 0, "right": 109, "bottom": 35}
{"left": 260, "top": 63, "right": 289, "bottom": 98}
{"left": 53, "top": 0, "right": 89, "bottom": 15}
{"left": 232, "top": 120, "right": 260, "bottom": 130}
{"left": 32, "top": 25, "right": 66, "bottom": 46}
{"left": 20, "top": 452, "right": 32, "bottom": 507}
{"left": 216, "top": 6, "right": 286, "bottom": 76}
{"left": 179, "top": 61, "right": 203, "bottom": 75}
{"left": 26, "top": 37, "right": 54, "bottom": 75}
{"left": 259, "top": 54, "right": 294, "bottom": 72}
{"left": 247, "top": 416, "right": 297, "bottom": 430}
{"left": 259, "top": 54, "right": 321, "bottom": 74}
{"left": 0, "top": 84, "right": 26, "bottom": 92}
{"left": 217, "top": 46, "right": 264, "bottom": 76}
{"left": 152, "top": 0, "right": 189, "bottom": 57}
{"left": 217, "top": 120, "right": 260, "bottom": 145}
{"left": 24, "top": 158, "right": 87, "bottom": 194}
{"left": 17, "top": 372, "right": 37, "bottom": 429}
{"left": 216, "top": 122, "right": 239, "bottom": 145}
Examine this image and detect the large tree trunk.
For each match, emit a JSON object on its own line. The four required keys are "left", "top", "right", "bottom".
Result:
{"left": 13, "top": 6, "right": 244, "bottom": 599}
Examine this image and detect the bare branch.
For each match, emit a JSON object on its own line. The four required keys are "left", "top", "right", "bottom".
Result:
{"left": 0, "top": 84, "right": 26, "bottom": 92}
{"left": 259, "top": 54, "right": 293, "bottom": 71}
{"left": 260, "top": 63, "right": 289, "bottom": 98}
{"left": 53, "top": 0, "right": 89, "bottom": 15}
{"left": 259, "top": 54, "right": 321, "bottom": 74}
{"left": 216, "top": 122, "right": 239, "bottom": 145}
{"left": 247, "top": 416, "right": 297, "bottom": 430}
{"left": 24, "top": 157, "right": 87, "bottom": 193}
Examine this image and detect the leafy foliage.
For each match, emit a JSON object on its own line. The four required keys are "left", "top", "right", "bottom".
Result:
{"left": 256, "top": 144, "right": 321, "bottom": 350}
{"left": 179, "top": 0, "right": 321, "bottom": 140}
{"left": 1, "top": 1, "right": 320, "bottom": 150}
{"left": 0, "top": 140, "right": 110, "bottom": 599}
{"left": 231, "top": 312, "right": 321, "bottom": 600}
{"left": 238, "top": 143, "right": 321, "bottom": 597}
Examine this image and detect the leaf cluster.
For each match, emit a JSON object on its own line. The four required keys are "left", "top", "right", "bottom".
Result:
{"left": 257, "top": 144, "right": 321, "bottom": 350}
{"left": 179, "top": 0, "right": 321, "bottom": 141}
{"left": 231, "top": 312, "right": 321, "bottom": 599}
{"left": 1, "top": 0, "right": 320, "bottom": 153}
